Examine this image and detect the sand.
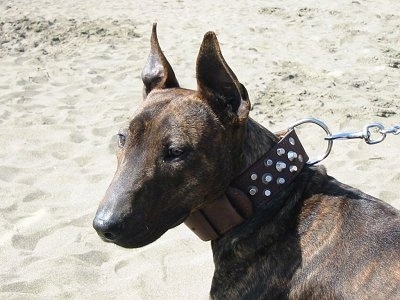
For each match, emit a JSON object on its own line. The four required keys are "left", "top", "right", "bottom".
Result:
{"left": 0, "top": 0, "right": 399, "bottom": 299}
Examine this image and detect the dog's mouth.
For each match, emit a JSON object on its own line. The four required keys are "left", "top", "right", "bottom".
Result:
{"left": 110, "top": 228, "right": 162, "bottom": 248}
{"left": 117, "top": 213, "right": 189, "bottom": 248}
{"left": 94, "top": 209, "right": 190, "bottom": 249}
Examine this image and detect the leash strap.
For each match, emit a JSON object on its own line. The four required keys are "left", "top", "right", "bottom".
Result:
{"left": 184, "top": 129, "right": 309, "bottom": 241}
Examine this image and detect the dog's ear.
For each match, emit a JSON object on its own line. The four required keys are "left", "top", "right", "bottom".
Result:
{"left": 141, "top": 23, "right": 180, "bottom": 98}
{"left": 196, "top": 32, "right": 250, "bottom": 123}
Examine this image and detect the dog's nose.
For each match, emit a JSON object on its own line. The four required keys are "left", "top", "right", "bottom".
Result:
{"left": 93, "top": 216, "right": 122, "bottom": 242}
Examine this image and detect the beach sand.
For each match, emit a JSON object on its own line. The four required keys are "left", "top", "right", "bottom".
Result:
{"left": 0, "top": 0, "right": 399, "bottom": 298}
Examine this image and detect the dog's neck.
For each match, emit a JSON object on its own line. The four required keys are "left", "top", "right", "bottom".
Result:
{"left": 231, "top": 118, "right": 309, "bottom": 211}
{"left": 184, "top": 117, "right": 310, "bottom": 241}
{"left": 211, "top": 117, "right": 314, "bottom": 258}
{"left": 241, "top": 118, "right": 279, "bottom": 171}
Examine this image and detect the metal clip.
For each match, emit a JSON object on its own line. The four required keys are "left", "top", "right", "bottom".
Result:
{"left": 325, "top": 122, "right": 387, "bottom": 145}
{"left": 325, "top": 131, "right": 365, "bottom": 141}
{"left": 284, "top": 118, "right": 399, "bottom": 165}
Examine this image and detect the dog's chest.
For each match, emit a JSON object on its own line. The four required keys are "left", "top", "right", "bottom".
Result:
{"left": 210, "top": 237, "right": 302, "bottom": 299}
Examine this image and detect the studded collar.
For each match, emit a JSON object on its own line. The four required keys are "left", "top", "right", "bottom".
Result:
{"left": 184, "top": 129, "right": 309, "bottom": 241}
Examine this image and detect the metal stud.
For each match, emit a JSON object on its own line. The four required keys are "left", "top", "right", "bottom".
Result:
{"left": 289, "top": 165, "right": 298, "bottom": 173}
{"left": 277, "top": 177, "right": 285, "bottom": 185}
{"left": 287, "top": 151, "right": 298, "bottom": 161}
{"left": 262, "top": 173, "right": 273, "bottom": 184}
{"left": 264, "top": 189, "right": 271, "bottom": 197}
{"left": 264, "top": 159, "right": 273, "bottom": 167}
{"left": 298, "top": 154, "right": 304, "bottom": 163}
{"left": 276, "top": 161, "right": 286, "bottom": 172}
{"left": 289, "top": 137, "right": 295, "bottom": 145}
{"left": 249, "top": 186, "right": 258, "bottom": 196}
{"left": 250, "top": 173, "right": 258, "bottom": 181}
{"left": 277, "top": 148, "right": 285, "bottom": 156}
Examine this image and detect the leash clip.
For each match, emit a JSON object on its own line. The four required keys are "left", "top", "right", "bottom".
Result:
{"left": 325, "top": 122, "right": 397, "bottom": 145}
{"left": 284, "top": 118, "right": 399, "bottom": 165}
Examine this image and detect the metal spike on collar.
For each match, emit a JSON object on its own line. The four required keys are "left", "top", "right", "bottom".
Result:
{"left": 262, "top": 173, "right": 273, "bottom": 184}
{"left": 277, "top": 148, "right": 285, "bottom": 156}
{"left": 249, "top": 186, "right": 258, "bottom": 196}
{"left": 276, "top": 161, "right": 286, "bottom": 172}
{"left": 265, "top": 159, "right": 273, "bottom": 167}
{"left": 287, "top": 151, "right": 297, "bottom": 161}
{"left": 277, "top": 177, "right": 285, "bottom": 185}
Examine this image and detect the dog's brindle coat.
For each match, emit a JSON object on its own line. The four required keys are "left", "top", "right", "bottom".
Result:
{"left": 93, "top": 25, "right": 400, "bottom": 299}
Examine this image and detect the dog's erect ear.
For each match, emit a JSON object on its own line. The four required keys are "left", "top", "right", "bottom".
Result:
{"left": 141, "top": 23, "right": 180, "bottom": 98}
{"left": 196, "top": 32, "right": 250, "bottom": 123}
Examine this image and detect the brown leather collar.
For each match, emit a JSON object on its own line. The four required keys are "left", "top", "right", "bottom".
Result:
{"left": 184, "top": 129, "right": 309, "bottom": 241}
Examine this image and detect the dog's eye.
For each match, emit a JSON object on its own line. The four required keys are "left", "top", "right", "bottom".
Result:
{"left": 117, "top": 133, "right": 127, "bottom": 148}
{"left": 117, "top": 128, "right": 129, "bottom": 148}
{"left": 165, "top": 146, "right": 184, "bottom": 161}
{"left": 169, "top": 147, "right": 184, "bottom": 157}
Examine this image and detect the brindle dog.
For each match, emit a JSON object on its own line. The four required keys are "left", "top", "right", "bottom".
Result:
{"left": 93, "top": 24, "right": 400, "bottom": 299}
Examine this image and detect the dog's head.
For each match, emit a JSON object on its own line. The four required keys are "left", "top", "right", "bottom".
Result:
{"left": 93, "top": 24, "right": 251, "bottom": 248}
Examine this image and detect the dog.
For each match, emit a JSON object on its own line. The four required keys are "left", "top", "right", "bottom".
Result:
{"left": 93, "top": 24, "right": 400, "bottom": 299}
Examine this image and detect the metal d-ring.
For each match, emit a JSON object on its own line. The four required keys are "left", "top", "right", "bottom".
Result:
{"left": 287, "top": 118, "right": 333, "bottom": 165}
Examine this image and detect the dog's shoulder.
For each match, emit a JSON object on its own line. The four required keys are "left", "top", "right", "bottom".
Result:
{"left": 304, "top": 165, "right": 399, "bottom": 219}
{"left": 292, "top": 166, "right": 400, "bottom": 299}
{"left": 301, "top": 165, "right": 400, "bottom": 237}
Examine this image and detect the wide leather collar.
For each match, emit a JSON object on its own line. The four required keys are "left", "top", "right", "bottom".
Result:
{"left": 184, "top": 129, "right": 309, "bottom": 241}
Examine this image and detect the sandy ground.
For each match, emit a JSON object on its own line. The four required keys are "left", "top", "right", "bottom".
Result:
{"left": 0, "top": 0, "right": 399, "bottom": 299}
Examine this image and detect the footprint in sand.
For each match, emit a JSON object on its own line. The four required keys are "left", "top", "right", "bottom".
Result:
{"left": 0, "top": 202, "right": 18, "bottom": 213}
{"left": 1, "top": 279, "right": 46, "bottom": 294}
{"left": 88, "top": 174, "right": 109, "bottom": 184}
{"left": 92, "top": 125, "right": 116, "bottom": 138}
{"left": 114, "top": 253, "right": 158, "bottom": 278}
{"left": 91, "top": 75, "right": 106, "bottom": 84}
{"left": 69, "top": 130, "right": 85, "bottom": 144}
{"left": 74, "top": 155, "right": 91, "bottom": 167}
{"left": 15, "top": 174, "right": 37, "bottom": 186}
{"left": 353, "top": 158, "right": 380, "bottom": 172}
{"left": 0, "top": 110, "right": 11, "bottom": 124}
{"left": 114, "top": 259, "right": 137, "bottom": 277}
{"left": 49, "top": 142, "right": 73, "bottom": 160}
{"left": 113, "top": 71, "right": 128, "bottom": 81}
{"left": 114, "top": 259, "right": 131, "bottom": 276}
{"left": 13, "top": 55, "right": 32, "bottom": 66}
{"left": 0, "top": 166, "right": 20, "bottom": 183}
{"left": 73, "top": 250, "right": 109, "bottom": 267}
{"left": 11, "top": 232, "right": 44, "bottom": 251}
{"left": 22, "top": 190, "right": 47, "bottom": 202}
{"left": 40, "top": 116, "right": 56, "bottom": 125}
